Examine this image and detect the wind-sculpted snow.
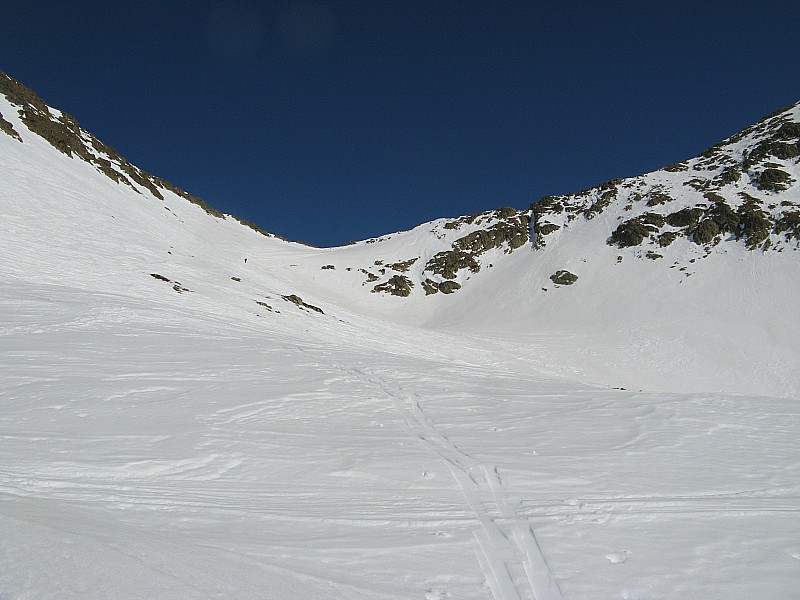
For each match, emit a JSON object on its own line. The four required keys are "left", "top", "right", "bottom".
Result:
{"left": 2, "top": 71, "right": 800, "bottom": 598}
{"left": 2, "top": 282, "right": 799, "bottom": 599}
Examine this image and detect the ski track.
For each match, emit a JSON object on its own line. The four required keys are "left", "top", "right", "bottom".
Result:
{"left": 349, "top": 367, "right": 563, "bottom": 600}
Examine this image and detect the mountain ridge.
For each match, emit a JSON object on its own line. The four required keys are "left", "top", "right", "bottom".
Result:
{"left": 1, "top": 69, "right": 798, "bottom": 397}
{"left": 2, "top": 68, "right": 798, "bottom": 275}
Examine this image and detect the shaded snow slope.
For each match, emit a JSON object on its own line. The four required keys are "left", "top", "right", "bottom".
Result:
{"left": 2, "top": 72, "right": 800, "bottom": 599}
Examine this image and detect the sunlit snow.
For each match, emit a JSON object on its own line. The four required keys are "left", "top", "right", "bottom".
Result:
{"left": 1, "top": 91, "right": 799, "bottom": 599}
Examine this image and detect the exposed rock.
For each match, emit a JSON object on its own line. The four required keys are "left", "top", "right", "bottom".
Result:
{"left": 438, "top": 281, "right": 461, "bottom": 294}
{"left": 584, "top": 181, "right": 621, "bottom": 219}
{"left": 372, "top": 275, "right": 413, "bottom": 297}
{"left": 442, "top": 207, "right": 519, "bottom": 231}
{"left": 742, "top": 124, "right": 800, "bottom": 170}
{"left": 609, "top": 218, "right": 657, "bottom": 248}
{"left": 0, "top": 110, "right": 22, "bottom": 141}
{"left": 754, "top": 168, "right": 793, "bottom": 192}
{"left": 641, "top": 212, "right": 666, "bottom": 227}
{"left": 666, "top": 208, "right": 704, "bottom": 228}
{"left": 657, "top": 231, "right": 678, "bottom": 247}
{"left": 234, "top": 216, "right": 278, "bottom": 238}
{"left": 776, "top": 211, "right": 800, "bottom": 241}
{"left": 422, "top": 279, "right": 440, "bottom": 295}
{"left": 736, "top": 202, "right": 772, "bottom": 249}
{"left": 0, "top": 69, "right": 223, "bottom": 218}
{"left": 716, "top": 165, "right": 741, "bottom": 185}
{"left": 359, "top": 268, "right": 379, "bottom": 283}
{"left": 707, "top": 201, "right": 740, "bottom": 233}
{"left": 386, "top": 257, "right": 418, "bottom": 272}
{"left": 531, "top": 196, "right": 573, "bottom": 248}
{"left": 452, "top": 214, "right": 529, "bottom": 254}
{"left": 425, "top": 249, "right": 481, "bottom": 280}
{"left": 645, "top": 192, "right": 674, "bottom": 206}
{"left": 537, "top": 222, "right": 560, "bottom": 236}
{"left": 550, "top": 270, "right": 578, "bottom": 285}
{"left": 692, "top": 219, "right": 720, "bottom": 244}
{"left": 282, "top": 294, "right": 324, "bottom": 313}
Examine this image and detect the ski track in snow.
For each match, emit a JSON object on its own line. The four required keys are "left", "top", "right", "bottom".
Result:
{"left": 349, "top": 367, "right": 563, "bottom": 600}
{"left": 3, "top": 318, "right": 799, "bottom": 599}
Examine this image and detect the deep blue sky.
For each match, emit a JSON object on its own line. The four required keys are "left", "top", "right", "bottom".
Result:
{"left": 3, "top": 1, "right": 798, "bottom": 246}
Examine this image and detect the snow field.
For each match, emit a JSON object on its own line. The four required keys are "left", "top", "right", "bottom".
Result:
{"left": 3, "top": 280, "right": 799, "bottom": 598}
{"left": 2, "top": 90, "right": 800, "bottom": 598}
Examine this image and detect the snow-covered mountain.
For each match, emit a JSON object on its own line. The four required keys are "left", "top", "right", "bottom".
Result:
{"left": 2, "top": 70, "right": 799, "bottom": 599}
{"left": 3, "top": 69, "right": 797, "bottom": 397}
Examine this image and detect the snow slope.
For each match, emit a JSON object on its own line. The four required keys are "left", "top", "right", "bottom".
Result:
{"left": 2, "top": 72, "right": 799, "bottom": 599}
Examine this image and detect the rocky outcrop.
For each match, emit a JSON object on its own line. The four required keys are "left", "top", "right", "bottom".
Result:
{"left": 0, "top": 69, "right": 224, "bottom": 218}
{"left": 372, "top": 275, "right": 413, "bottom": 297}
{"left": 550, "top": 270, "right": 578, "bottom": 285}
{"left": 529, "top": 100, "right": 800, "bottom": 260}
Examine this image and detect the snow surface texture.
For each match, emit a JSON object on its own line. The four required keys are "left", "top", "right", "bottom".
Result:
{"left": 2, "top": 76, "right": 800, "bottom": 599}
